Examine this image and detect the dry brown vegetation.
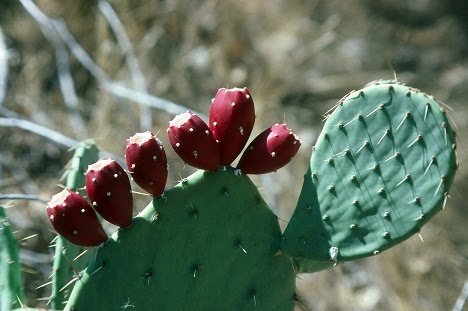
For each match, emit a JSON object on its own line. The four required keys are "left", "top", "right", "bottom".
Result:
{"left": 0, "top": 0, "right": 467, "bottom": 310}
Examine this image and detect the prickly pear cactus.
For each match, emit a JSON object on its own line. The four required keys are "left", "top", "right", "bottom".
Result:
{"left": 0, "top": 206, "right": 24, "bottom": 311}
{"left": 65, "top": 169, "right": 296, "bottom": 310}
{"left": 45, "top": 87, "right": 300, "bottom": 310}
{"left": 38, "top": 82, "right": 457, "bottom": 310}
{"left": 50, "top": 140, "right": 99, "bottom": 309}
{"left": 282, "top": 80, "right": 458, "bottom": 271}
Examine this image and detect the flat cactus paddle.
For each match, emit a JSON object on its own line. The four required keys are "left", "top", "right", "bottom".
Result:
{"left": 64, "top": 168, "right": 296, "bottom": 311}
{"left": 282, "top": 80, "right": 458, "bottom": 271}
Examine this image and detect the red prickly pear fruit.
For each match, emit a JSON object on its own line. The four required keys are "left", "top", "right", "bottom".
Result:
{"left": 237, "top": 123, "right": 301, "bottom": 174}
{"left": 85, "top": 159, "right": 133, "bottom": 228}
{"left": 126, "top": 131, "right": 168, "bottom": 196}
{"left": 209, "top": 87, "right": 255, "bottom": 165}
{"left": 47, "top": 189, "right": 107, "bottom": 247}
{"left": 168, "top": 111, "right": 220, "bottom": 171}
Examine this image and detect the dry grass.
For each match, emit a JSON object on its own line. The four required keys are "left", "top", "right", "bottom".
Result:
{"left": 1, "top": 0, "right": 467, "bottom": 310}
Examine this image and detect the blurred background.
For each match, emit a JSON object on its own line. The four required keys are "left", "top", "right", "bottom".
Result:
{"left": 0, "top": 0, "right": 467, "bottom": 310}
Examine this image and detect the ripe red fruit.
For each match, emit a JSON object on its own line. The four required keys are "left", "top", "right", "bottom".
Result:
{"left": 126, "top": 131, "right": 168, "bottom": 196}
{"left": 168, "top": 111, "right": 220, "bottom": 171}
{"left": 209, "top": 87, "right": 255, "bottom": 165}
{"left": 85, "top": 159, "right": 133, "bottom": 228}
{"left": 237, "top": 123, "right": 301, "bottom": 174}
{"left": 47, "top": 189, "right": 107, "bottom": 247}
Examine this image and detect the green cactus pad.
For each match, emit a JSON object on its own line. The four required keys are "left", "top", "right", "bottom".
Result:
{"left": 51, "top": 140, "right": 99, "bottom": 309}
{"left": 65, "top": 168, "right": 296, "bottom": 310}
{"left": 0, "top": 206, "right": 24, "bottom": 311}
{"left": 282, "top": 80, "right": 457, "bottom": 269}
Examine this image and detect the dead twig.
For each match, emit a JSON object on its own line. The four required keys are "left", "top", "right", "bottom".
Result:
{"left": 0, "top": 117, "right": 79, "bottom": 148}
{"left": 453, "top": 280, "right": 468, "bottom": 311}
{"left": 19, "top": 0, "right": 199, "bottom": 117}
{"left": 0, "top": 27, "right": 8, "bottom": 104}
{"left": 98, "top": 0, "right": 153, "bottom": 130}
{"left": 0, "top": 194, "right": 48, "bottom": 204}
